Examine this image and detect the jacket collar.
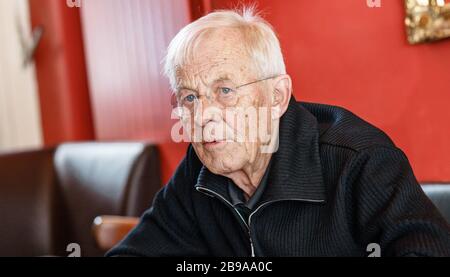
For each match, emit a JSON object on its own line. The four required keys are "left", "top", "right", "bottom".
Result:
{"left": 195, "top": 96, "right": 326, "bottom": 205}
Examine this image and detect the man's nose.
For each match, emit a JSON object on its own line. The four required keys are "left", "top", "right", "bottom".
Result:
{"left": 193, "top": 97, "right": 223, "bottom": 127}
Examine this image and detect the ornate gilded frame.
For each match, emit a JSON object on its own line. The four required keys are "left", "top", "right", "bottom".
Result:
{"left": 405, "top": 0, "right": 450, "bottom": 44}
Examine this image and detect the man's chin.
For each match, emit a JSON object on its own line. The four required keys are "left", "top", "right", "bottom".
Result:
{"left": 206, "top": 161, "right": 242, "bottom": 176}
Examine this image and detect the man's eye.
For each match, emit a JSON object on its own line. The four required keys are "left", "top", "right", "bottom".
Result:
{"left": 184, "top": 94, "right": 196, "bottom": 103}
{"left": 220, "top": 87, "right": 233, "bottom": 95}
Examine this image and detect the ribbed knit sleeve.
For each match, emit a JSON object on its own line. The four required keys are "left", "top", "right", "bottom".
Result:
{"left": 347, "top": 146, "right": 450, "bottom": 257}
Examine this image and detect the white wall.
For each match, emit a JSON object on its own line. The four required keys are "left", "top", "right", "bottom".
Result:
{"left": 0, "top": 0, "right": 42, "bottom": 152}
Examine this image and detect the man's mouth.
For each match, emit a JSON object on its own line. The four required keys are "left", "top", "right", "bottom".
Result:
{"left": 202, "top": 140, "right": 227, "bottom": 149}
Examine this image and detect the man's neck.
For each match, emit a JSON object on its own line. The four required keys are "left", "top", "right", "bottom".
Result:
{"left": 224, "top": 153, "right": 272, "bottom": 200}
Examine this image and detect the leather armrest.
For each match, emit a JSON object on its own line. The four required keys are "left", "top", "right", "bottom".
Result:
{"left": 92, "top": 216, "right": 139, "bottom": 252}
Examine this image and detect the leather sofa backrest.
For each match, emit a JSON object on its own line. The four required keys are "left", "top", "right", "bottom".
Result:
{"left": 54, "top": 143, "right": 160, "bottom": 257}
{"left": 421, "top": 184, "right": 450, "bottom": 224}
{"left": 0, "top": 148, "right": 62, "bottom": 257}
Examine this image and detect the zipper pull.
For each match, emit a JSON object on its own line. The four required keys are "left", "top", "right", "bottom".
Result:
{"left": 249, "top": 232, "right": 255, "bottom": 257}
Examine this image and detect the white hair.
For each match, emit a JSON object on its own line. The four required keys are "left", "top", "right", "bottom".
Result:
{"left": 163, "top": 7, "right": 286, "bottom": 91}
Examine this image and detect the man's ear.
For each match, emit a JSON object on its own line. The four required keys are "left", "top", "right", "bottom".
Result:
{"left": 271, "top": 74, "right": 292, "bottom": 120}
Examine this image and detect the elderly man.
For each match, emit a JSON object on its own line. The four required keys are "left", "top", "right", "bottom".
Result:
{"left": 107, "top": 9, "right": 450, "bottom": 257}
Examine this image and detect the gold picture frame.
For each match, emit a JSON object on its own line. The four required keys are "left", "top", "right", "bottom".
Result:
{"left": 405, "top": 0, "right": 450, "bottom": 44}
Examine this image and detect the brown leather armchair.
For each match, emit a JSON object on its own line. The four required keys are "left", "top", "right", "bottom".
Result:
{"left": 92, "top": 215, "right": 140, "bottom": 252}
{"left": 0, "top": 143, "right": 161, "bottom": 257}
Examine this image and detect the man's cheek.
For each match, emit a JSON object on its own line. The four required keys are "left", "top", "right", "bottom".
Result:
{"left": 192, "top": 143, "right": 206, "bottom": 162}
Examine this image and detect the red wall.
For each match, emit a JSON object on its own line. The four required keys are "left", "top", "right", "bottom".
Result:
{"left": 210, "top": 0, "right": 450, "bottom": 182}
{"left": 80, "top": 0, "right": 450, "bottom": 183}
{"left": 29, "top": 0, "right": 94, "bottom": 145}
{"left": 80, "top": 0, "right": 192, "bottom": 183}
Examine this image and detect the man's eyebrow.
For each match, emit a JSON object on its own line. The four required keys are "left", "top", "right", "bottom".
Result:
{"left": 176, "top": 75, "right": 235, "bottom": 92}
{"left": 176, "top": 85, "right": 197, "bottom": 93}
{"left": 210, "top": 75, "right": 235, "bottom": 85}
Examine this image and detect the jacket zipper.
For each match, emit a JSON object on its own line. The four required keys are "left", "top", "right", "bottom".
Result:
{"left": 196, "top": 187, "right": 254, "bottom": 255}
{"left": 196, "top": 186, "right": 325, "bottom": 257}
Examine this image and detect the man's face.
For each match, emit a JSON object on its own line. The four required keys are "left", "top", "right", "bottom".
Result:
{"left": 175, "top": 27, "right": 273, "bottom": 176}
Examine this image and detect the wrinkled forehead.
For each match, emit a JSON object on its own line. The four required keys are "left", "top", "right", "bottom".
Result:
{"left": 175, "top": 28, "right": 255, "bottom": 89}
